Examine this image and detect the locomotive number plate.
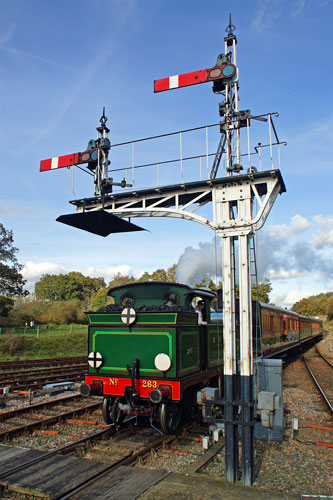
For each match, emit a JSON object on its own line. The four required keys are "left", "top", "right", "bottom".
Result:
{"left": 109, "top": 378, "right": 119, "bottom": 385}
{"left": 142, "top": 380, "right": 157, "bottom": 388}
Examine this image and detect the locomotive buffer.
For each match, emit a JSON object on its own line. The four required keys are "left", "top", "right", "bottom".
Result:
{"left": 40, "top": 16, "right": 286, "bottom": 486}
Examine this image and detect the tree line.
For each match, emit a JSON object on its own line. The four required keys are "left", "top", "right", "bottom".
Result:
{"left": 292, "top": 292, "right": 333, "bottom": 320}
{"left": 1, "top": 222, "right": 331, "bottom": 326}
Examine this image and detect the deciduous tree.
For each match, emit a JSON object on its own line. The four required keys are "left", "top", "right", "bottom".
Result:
{"left": 0, "top": 223, "right": 27, "bottom": 297}
{"left": 35, "top": 272, "right": 105, "bottom": 302}
{"left": 139, "top": 265, "right": 177, "bottom": 283}
{"left": 251, "top": 278, "right": 272, "bottom": 303}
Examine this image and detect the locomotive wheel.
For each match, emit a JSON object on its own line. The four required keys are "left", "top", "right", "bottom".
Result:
{"left": 159, "top": 402, "right": 182, "bottom": 434}
{"left": 102, "top": 397, "right": 124, "bottom": 425}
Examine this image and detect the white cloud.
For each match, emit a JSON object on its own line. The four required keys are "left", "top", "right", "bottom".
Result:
{"left": 271, "top": 289, "right": 310, "bottom": 309}
{"left": 312, "top": 229, "right": 333, "bottom": 249}
{"left": 84, "top": 265, "right": 133, "bottom": 282}
{"left": 21, "top": 261, "right": 134, "bottom": 292}
{"left": 267, "top": 268, "right": 302, "bottom": 280}
{"left": 22, "top": 261, "right": 67, "bottom": 281}
{"left": 266, "top": 214, "right": 310, "bottom": 239}
{"left": 312, "top": 214, "right": 333, "bottom": 227}
{"left": 22, "top": 261, "right": 67, "bottom": 292}
{"left": 311, "top": 214, "right": 333, "bottom": 248}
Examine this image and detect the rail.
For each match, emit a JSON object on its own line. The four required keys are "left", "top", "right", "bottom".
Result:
{"left": 303, "top": 356, "right": 333, "bottom": 413}
{"left": 0, "top": 424, "right": 116, "bottom": 481}
{"left": 52, "top": 433, "right": 175, "bottom": 500}
{"left": 316, "top": 345, "right": 333, "bottom": 368}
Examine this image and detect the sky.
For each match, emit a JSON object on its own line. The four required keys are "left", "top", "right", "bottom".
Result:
{"left": 0, "top": 0, "right": 332, "bottom": 308}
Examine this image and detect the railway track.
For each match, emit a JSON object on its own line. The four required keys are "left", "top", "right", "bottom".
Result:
{"left": 0, "top": 379, "right": 213, "bottom": 500}
{"left": 303, "top": 348, "right": 333, "bottom": 414}
{"left": 0, "top": 394, "right": 103, "bottom": 442}
{"left": 0, "top": 422, "right": 180, "bottom": 499}
{"left": 0, "top": 364, "right": 86, "bottom": 382}
{"left": 316, "top": 345, "right": 333, "bottom": 368}
{"left": 0, "top": 356, "right": 87, "bottom": 372}
{"left": 0, "top": 357, "right": 87, "bottom": 392}
{"left": 0, "top": 370, "right": 86, "bottom": 393}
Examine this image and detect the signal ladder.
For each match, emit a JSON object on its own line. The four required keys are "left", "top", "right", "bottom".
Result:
{"left": 249, "top": 236, "right": 263, "bottom": 358}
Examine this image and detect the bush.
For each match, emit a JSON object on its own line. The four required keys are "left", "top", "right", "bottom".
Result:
{"left": 4, "top": 297, "right": 88, "bottom": 326}
{"left": 0, "top": 334, "right": 27, "bottom": 356}
{"left": 41, "top": 300, "right": 87, "bottom": 324}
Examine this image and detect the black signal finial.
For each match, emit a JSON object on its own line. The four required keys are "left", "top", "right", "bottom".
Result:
{"left": 225, "top": 13, "right": 236, "bottom": 35}
{"left": 97, "top": 106, "right": 110, "bottom": 135}
{"left": 100, "top": 106, "right": 108, "bottom": 127}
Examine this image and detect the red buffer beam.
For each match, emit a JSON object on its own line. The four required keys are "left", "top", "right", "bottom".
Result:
{"left": 154, "top": 62, "right": 237, "bottom": 93}
{"left": 40, "top": 149, "right": 98, "bottom": 172}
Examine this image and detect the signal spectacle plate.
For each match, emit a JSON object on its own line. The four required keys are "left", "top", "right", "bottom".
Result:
{"left": 56, "top": 211, "right": 146, "bottom": 237}
{"left": 222, "top": 64, "right": 236, "bottom": 78}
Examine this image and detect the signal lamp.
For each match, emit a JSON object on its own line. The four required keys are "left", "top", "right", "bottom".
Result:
{"left": 222, "top": 64, "right": 236, "bottom": 77}
{"left": 80, "top": 149, "right": 98, "bottom": 163}
{"left": 154, "top": 353, "right": 171, "bottom": 372}
{"left": 208, "top": 67, "right": 223, "bottom": 79}
{"left": 208, "top": 63, "right": 236, "bottom": 81}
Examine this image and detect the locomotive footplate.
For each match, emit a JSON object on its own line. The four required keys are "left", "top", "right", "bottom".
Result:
{"left": 84, "top": 375, "right": 181, "bottom": 400}
{"left": 83, "top": 366, "right": 222, "bottom": 402}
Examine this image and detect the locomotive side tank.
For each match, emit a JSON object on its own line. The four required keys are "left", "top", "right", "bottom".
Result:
{"left": 80, "top": 282, "right": 222, "bottom": 433}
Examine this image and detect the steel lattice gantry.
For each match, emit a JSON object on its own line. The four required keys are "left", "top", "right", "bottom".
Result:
{"left": 61, "top": 170, "right": 285, "bottom": 236}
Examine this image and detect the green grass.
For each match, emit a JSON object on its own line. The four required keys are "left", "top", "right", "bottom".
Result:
{"left": 0, "top": 330, "right": 88, "bottom": 361}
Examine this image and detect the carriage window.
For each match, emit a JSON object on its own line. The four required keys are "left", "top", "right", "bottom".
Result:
{"left": 163, "top": 291, "right": 179, "bottom": 306}
{"left": 120, "top": 293, "right": 135, "bottom": 307}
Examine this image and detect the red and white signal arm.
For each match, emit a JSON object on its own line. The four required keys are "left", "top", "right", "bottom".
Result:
{"left": 40, "top": 149, "right": 98, "bottom": 172}
{"left": 154, "top": 62, "right": 237, "bottom": 93}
